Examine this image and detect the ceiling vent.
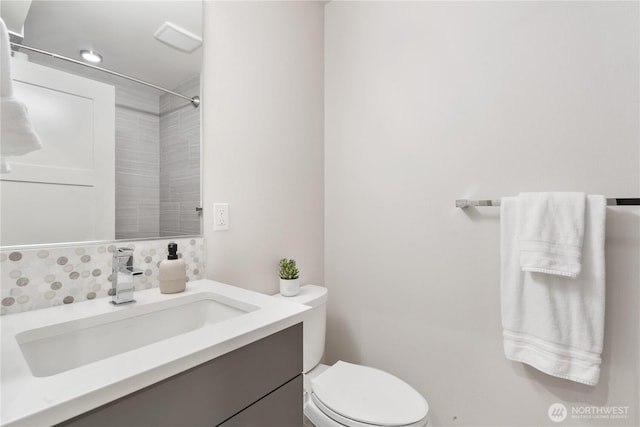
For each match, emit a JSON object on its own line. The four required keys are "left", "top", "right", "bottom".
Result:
{"left": 153, "top": 21, "right": 202, "bottom": 53}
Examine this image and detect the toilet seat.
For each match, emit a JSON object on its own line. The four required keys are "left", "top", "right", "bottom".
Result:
{"left": 309, "top": 361, "right": 429, "bottom": 427}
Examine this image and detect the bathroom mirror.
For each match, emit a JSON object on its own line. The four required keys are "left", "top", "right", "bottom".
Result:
{"left": 0, "top": 0, "right": 202, "bottom": 247}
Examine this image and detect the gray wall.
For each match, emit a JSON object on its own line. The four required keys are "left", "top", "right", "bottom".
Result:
{"left": 200, "top": 2, "right": 638, "bottom": 425}
{"left": 325, "top": 2, "right": 638, "bottom": 426}
{"left": 202, "top": 1, "right": 325, "bottom": 293}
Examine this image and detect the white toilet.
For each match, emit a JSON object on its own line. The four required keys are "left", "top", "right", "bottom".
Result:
{"left": 275, "top": 285, "right": 431, "bottom": 427}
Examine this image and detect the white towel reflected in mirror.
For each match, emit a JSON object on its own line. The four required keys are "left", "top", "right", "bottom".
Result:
{"left": 0, "top": 18, "right": 42, "bottom": 174}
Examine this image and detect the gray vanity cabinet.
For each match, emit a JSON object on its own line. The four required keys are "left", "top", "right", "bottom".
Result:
{"left": 57, "top": 323, "right": 303, "bottom": 427}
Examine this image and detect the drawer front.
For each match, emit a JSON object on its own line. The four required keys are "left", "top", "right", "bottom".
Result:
{"left": 58, "top": 323, "right": 303, "bottom": 427}
{"left": 219, "top": 375, "right": 303, "bottom": 427}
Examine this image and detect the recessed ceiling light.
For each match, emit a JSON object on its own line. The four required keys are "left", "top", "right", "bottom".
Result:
{"left": 80, "top": 49, "right": 103, "bottom": 63}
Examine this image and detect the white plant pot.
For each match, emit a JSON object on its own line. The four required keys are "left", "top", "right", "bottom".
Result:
{"left": 280, "top": 278, "right": 300, "bottom": 297}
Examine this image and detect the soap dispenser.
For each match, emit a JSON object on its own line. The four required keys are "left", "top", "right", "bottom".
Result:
{"left": 159, "top": 243, "right": 186, "bottom": 294}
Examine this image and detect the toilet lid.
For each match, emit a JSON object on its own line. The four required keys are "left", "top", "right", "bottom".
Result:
{"left": 310, "top": 361, "right": 429, "bottom": 427}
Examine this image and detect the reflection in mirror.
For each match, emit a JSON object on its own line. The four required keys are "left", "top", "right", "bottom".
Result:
{"left": 0, "top": 1, "right": 202, "bottom": 247}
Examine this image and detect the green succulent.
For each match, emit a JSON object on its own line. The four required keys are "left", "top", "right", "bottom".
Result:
{"left": 279, "top": 258, "right": 299, "bottom": 280}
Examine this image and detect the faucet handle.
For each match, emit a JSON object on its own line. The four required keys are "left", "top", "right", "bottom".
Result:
{"left": 111, "top": 247, "right": 139, "bottom": 305}
{"left": 116, "top": 246, "right": 134, "bottom": 258}
{"left": 114, "top": 247, "right": 134, "bottom": 267}
{"left": 114, "top": 247, "right": 143, "bottom": 276}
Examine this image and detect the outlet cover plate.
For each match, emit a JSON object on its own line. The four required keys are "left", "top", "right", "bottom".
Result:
{"left": 213, "top": 203, "right": 229, "bottom": 231}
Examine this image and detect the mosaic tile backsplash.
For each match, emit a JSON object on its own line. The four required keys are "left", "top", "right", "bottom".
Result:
{"left": 0, "top": 237, "right": 205, "bottom": 316}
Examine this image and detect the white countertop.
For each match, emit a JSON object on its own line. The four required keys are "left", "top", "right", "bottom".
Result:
{"left": 1, "top": 280, "right": 309, "bottom": 426}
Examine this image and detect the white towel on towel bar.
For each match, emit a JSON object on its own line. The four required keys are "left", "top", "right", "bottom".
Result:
{"left": 517, "top": 192, "right": 586, "bottom": 278}
{"left": 501, "top": 195, "right": 606, "bottom": 386}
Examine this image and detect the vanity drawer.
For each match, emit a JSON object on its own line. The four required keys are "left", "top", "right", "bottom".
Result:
{"left": 57, "top": 323, "right": 302, "bottom": 427}
{"left": 219, "top": 374, "right": 303, "bottom": 427}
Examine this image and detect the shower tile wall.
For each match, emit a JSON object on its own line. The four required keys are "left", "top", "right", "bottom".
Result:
{"left": 159, "top": 77, "right": 201, "bottom": 237}
{"left": 115, "top": 87, "right": 160, "bottom": 239}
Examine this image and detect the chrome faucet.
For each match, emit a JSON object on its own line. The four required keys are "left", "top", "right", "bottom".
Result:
{"left": 111, "top": 247, "right": 143, "bottom": 305}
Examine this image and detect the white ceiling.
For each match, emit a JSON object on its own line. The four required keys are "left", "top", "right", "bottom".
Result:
{"left": 14, "top": 0, "right": 202, "bottom": 94}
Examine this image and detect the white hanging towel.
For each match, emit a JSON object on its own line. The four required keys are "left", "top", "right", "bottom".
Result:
{"left": 517, "top": 192, "right": 586, "bottom": 278}
{"left": 501, "top": 195, "right": 606, "bottom": 385}
{"left": 0, "top": 18, "right": 41, "bottom": 173}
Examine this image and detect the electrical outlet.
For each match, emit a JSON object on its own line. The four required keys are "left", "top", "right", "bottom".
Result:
{"left": 213, "top": 203, "right": 229, "bottom": 231}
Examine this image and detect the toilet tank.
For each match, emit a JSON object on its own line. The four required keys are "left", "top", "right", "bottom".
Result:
{"left": 274, "top": 285, "right": 327, "bottom": 373}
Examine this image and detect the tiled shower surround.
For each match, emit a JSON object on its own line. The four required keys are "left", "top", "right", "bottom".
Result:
{"left": 115, "top": 86, "right": 161, "bottom": 239}
{"left": 115, "top": 77, "right": 200, "bottom": 240}
{"left": 159, "top": 78, "right": 201, "bottom": 237}
{"left": 0, "top": 237, "right": 205, "bottom": 316}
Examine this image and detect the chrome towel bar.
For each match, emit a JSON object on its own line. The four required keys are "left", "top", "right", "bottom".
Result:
{"left": 456, "top": 198, "right": 640, "bottom": 208}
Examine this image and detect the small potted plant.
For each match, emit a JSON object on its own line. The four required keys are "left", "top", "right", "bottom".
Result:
{"left": 279, "top": 258, "right": 300, "bottom": 296}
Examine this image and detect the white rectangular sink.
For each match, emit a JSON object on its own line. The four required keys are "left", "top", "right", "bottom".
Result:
{"left": 17, "top": 296, "right": 258, "bottom": 377}
{"left": 1, "top": 279, "right": 310, "bottom": 427}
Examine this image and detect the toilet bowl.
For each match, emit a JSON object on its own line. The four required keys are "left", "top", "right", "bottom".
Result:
{"left": 274, "top": 285, "right": 431, "bottom": 427}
